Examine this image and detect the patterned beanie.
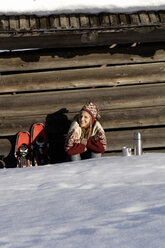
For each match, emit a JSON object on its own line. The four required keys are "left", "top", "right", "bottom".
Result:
{"left": 81, "top": 102, "right": 100, "bottom": 124}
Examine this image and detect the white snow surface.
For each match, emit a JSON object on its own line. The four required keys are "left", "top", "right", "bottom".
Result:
{"left": 0, "top": 153, "right": 165, "bottom": 248}
{"left": 0, "top": 0, "right": 165, "bottom": 15}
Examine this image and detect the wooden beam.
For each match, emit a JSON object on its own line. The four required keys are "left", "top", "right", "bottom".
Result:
{"left": 0, "top": 11, "right": 165, "bottom": 50}
{"left": 0, "top": 27, "right": 165, "bottom": 50}
{"left": 0, "top": 84, "right": 165, "bottom": 117}
{"left": 0, "top": 105, "right": 165, "bottom": 136}
{"left": 1, "top": 44, "right": 165, "bottom": 72}
{"left": 0, "top": 11, "right": 164, "bottom": 32}
{"left": 102, "top": 106, "right": 165, "bottom": 129}
{"left": 1, "top": 62, "right": 165, "bottom": 93}
{"left": 106, "top": 127, "right": 165, "bottom": 151}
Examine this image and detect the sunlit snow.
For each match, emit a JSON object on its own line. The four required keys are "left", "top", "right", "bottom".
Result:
{"left": 0, "top": 153, "right": 165, "bottom": 248}
{"left": 0, "top": 0, "right": 165, "bottom": 15}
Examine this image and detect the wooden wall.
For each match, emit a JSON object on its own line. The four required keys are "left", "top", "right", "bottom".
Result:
{"left": 0, "top": 42, "right": 165, "bottom": 167}
{"left": 0, "top": 11, "right": 165, "bottom": 50}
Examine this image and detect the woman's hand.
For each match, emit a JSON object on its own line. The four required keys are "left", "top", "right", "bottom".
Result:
{"left": 80, "top": 138, "right": 88, "bottom": 146}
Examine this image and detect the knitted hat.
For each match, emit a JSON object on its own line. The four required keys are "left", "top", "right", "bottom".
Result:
{"left": 81, "top": 102, "right": 100, "bottom": 124}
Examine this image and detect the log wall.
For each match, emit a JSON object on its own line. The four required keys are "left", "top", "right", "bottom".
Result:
{"left": 0, "top": 11, "right": 165, "bottom": 50}
{"left": 0, "top": 42, "right": 165, "bottom": 167}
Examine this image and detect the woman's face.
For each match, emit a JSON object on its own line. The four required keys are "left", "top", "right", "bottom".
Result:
{"left": 79, "top": 111, "right": 91, "bottom": 128}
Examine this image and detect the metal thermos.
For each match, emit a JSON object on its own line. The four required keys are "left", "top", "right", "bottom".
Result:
{"left": 134, "top": 132, "right": 142, "bottom": 155}
{"left": 122, "top": 147, "right": 132, "bottom": 156}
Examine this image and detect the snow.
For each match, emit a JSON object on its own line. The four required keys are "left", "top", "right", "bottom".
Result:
{"left": 0, "top": 153, "right": 165, "bottom": 248}
{"left": 0, "top": 0, "right": 165, "bottom": 15}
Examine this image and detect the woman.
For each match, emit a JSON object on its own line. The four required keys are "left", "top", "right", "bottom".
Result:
{"left": 65, "top": 102, "right": 107, "bottom": 161}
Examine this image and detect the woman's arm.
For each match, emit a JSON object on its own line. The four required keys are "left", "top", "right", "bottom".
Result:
{"left": 65, "top": 121, "right": 86, "bottom": 155}
{"left": 67, "top": 143, "right": 86, "bottom": 156}
{"left": 87, "top": 123, "right": 107, "bottom": 154}
{"left": 87, "top": 137, "right": 105, "bottom": 154}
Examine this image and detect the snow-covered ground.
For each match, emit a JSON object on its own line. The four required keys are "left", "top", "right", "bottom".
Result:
{"left": 0, "top": 0, "right": 165, "bottom": 15}
{"left": 0, "top": 153, "right": 165, "bottom": 248}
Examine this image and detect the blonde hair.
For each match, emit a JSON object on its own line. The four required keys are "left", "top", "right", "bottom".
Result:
{"left": 79, "top": 114, "right": 93, "bottom": 139}
{"left": 73, "top": 113, "right": 93, "bottom": 139}
{"left": 81, "top": 125, "right": 92, "bottom": 139}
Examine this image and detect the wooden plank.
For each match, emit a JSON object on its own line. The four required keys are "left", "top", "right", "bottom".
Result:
{"left": 129, "top": 14, "right": 140, "bottom": 25}
{"left": 0, "top": 106, "right": 165, "bottom": 136}
{"left": 0, "top": 84, "right": 164, "bottom": 117}
{"left": 29, "top": 16, "right": 39, "bottom": 30}
{"left": 0, "top": 26, "right": 165, "bottom": 50}
{"left": 39, "top": 17, "right": 49, "bottom": 29}
{"left": 90, "top": 15, "right": 100, "bottom": 27}
{"left": 102, "top": 106, "right": 165, "bottom": 129}
{"left": 100, "top": 14, "right": 110, "bottom": 27}
{"left": 1, "top": 62, "right": 165, "bottom": 93}
{"left": 70, "top": 15, "right": 80, "bottom": 29}
{"left": 49, "top": 15, "right": 60, "bottom": 29}
{"left": 139, "top": 12, "right": 151, "bottom": 25}
{"left": 109, "top": 14, "right": 120, "bottom": 26}
{"left": 1, "top": 44, "right": 165, "bottom": 72}
{"left": 119, "top": 14, "right": 129, "bottom": 25}
{"left": 159, "top": 12, "right": 165, "bottom": 23}
{"left": 106, "top": 127, "right": 165, "bottom": 151}
{"left": 0, "top": 16, "right": 9, "bottom": 31}
{"left": 79, "top": 15, "right": 90, "bottom": 28}
{"left": 0, "top": 139, "right": 11, "bottom": 157}
{"left": 149, "top": 12, "right": 160, "bottom": 24}
{"left": 19, "top": 16, "right": 30, "bottom": 31}
{"left": 9, "top": 16, "right": 19, "bottom": 31}
{"left": 59, "top": 15, "right": 70, "bottom": 29}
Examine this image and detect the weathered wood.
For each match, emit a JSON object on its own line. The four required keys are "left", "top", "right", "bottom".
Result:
{"left": 139, "top": 12, "right": 151, "bottom": 25}
{"left": 159, "top": 12, "right": 165, "bottom": 23}
{"left": 0, "top": 62, "right": 165, "bottom": 93}
{"left": 1, "top": 44, "right": 165, "bottom": 72}
{"left": 0, "top": 84, "right": 164, "bottom": 118}
{"left": 106, "top": 127, "right": 165, "bottom": 151}
{"left": 0, "top": 16, "right": 9, "bottom": 31}
{"left": 49, "top": 15, "right": 60, "bottom": 29}
{"left": 90, "top": 15, "right": 100, "bottom": 27}
{"left": 119, "top": 14, "right": 129, "bottom": 25}
{"left": 0, "top": 139, "right": 11, "bottom": 157}
{"left": 39, "top": 17, "right": 49, "bottom": 29}
{"left": 0, "top": 11, "right": 164, "bottom": 50}
{"left": 149, "top": 12, "right": 160, "bottom": 24}
{"left": 100, "top": 14, "right": 110, "bottom": 27}
{"left": 0, "top": 106, "right": 165, "bottom": 136}
{"left": 109, "top": 14, "right": 121, "bottom": 26}
{"left": 0, "top": 11, "right": 164, "bottom": 32}
{"left": 79, "top": 15, "right": 90, "bottom": 28}
{"left": 70, "top": 15, "right": 80, "bottom": 29}
{"left": 0, "top": 116, "right": 46, "bottom": 136}
{"left": 129, "top": 14, "right": 140, "bottom": 25}
{"left": 102, "top": 106, "right": 165, "bottom": 129}
{"left": 29, "top": 16, "right": 39, "bottom": 30}
{"left": 19, "top": 16, "right": 30, "bottom": 31}
{"left": 60, "top": 15, "right": 70, "bottom": 29}
{"left": 0, "top": 26, "right": 165, "bottom": 50}
{"left": 9, "top": 16, "right": 19, "bottom": 31}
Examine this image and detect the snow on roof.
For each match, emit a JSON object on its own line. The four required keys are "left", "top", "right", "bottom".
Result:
{"left": 1, "top": 0, "right": 165, "bottom": 16}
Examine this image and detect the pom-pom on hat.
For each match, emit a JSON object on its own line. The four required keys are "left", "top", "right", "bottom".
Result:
{"left": 81, "top": 102, "right": 100, "bottom": 125}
